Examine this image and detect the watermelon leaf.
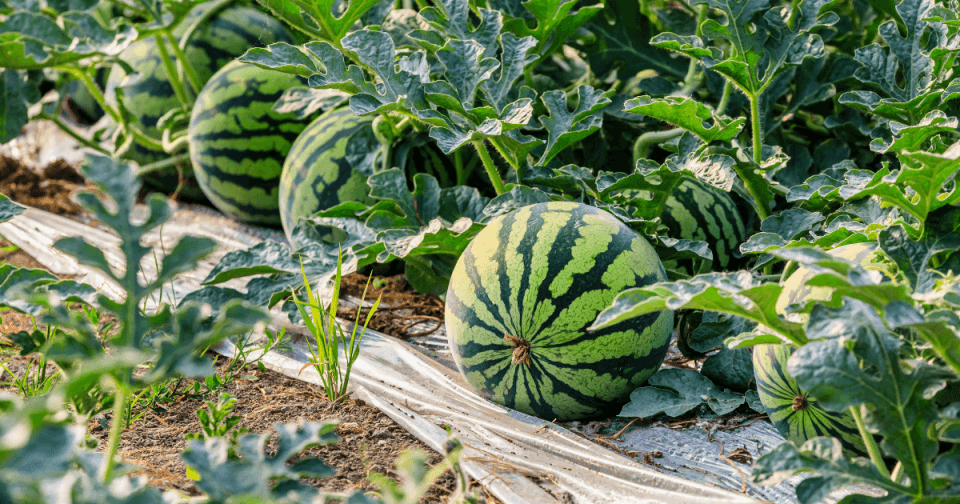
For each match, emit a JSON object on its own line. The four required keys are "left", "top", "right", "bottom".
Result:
{"left": 619, "top": 368, "right": 745, "bottom": 418}
{"left": 0, "top": 193, "right": 25, "bottom": 222}
{"left": 499, "top": 0, "right": 603, "bottom": 61}
{"left": 536, "top": 85, "right": 610, "bottom": 166}
{"left": 684, "top": 312, "right": 758, "bottom": 355}
{"left": 878, "top": 224, "right": 960, "bottom": 296}
{"left": 752, "top": 437, "right": 905, "bottom": 501}
{"left": 855, "top": 148, "right": 960, "bottom": 238}
{"left": 0, "top": 70, "right": 35, "bottom": 143}
{"left": 416, "top": 0, "right": 503, "bottom": 58}
{"left": 700, "top": 346, "right": 754, "bottom": 392}
{"left": 481, "top": 186, "right": 554, "bottom": 220}
{"left": 181, "top": 422, "right": 338, "bottom": 502}
{"left": 287, "top": 0, "right": 384, "bottom": 43}
{"left": 622, "top": 96, "right": 745, "bottom": 144}
{"left": 839, "top": 0, "right": 959, "bottom": 126}
{"left": 869, "top": 111, "right": 959, "bottom": 154}
{"left": 759, "top": 208, "right": 827, "bottom": 241}
{"left": 592, "top": 271, "right": 807, "bottom": 346}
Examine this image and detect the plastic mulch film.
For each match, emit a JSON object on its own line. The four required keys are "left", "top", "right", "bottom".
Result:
{"left": 0, "top": 205, "right": 884, "bottom": 504}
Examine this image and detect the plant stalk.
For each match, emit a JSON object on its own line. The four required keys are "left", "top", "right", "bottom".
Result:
{"left": 153, "top": 34, "right": 191, "bottom": 109}
{"left": 473, "top": 141, "right": 507, "bottom": 195}
{"left": 716, "top": 80, "right": 732, "bottom": 118}
{"left": 850, "top": 405, "right": 889, "bottom": 479}
{"left": 100, "top": 379, "right": 129, "bottom": 483}
{"left": 64, "top": 67, "right": 121, "bottom": 125}
{"left": 633, "top": 127, "right": 684, "bottom": 163}
{"left": 163, "top": 29, "right": 203, "bottom": 95}
{"left": 44, "top": 114, "right": 110, "bottom": 154}
{"left": 454, "top": 149, "right": 466, "bottom": 186}
{"left": 488, "top": 137, "right": 521, "bottom": 171}
{"left": 749, "top": 94, "right": 763, "bottom": 165}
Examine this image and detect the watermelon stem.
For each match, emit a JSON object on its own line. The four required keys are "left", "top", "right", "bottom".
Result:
{"left": 850, "top": 405, "right": 890, "bottom": 479}
{"left": 473, "top": 140, "right": 507, "bottom": 195}
{"left": 41, "top": 113, "right": 110, "bottom": 154}
{"left": 790, "top": 395, "right": 807, "bottom": 411}
{"left": 632, "top": 127, "right": 684, "bottom": 163}
{"left": 504, "top": 334, "right": 532, "bottom": 367}
{"left": 163, "top": 29, "right": 203, "bottom": 95}
{"left": 153, "top": 34, "right": 191, "bottom": 109}
{"left": 136, "top": 153, "right": 191, "bottom": 176}
{"left": 716, "top": 80, "right": 732, "bottom": 118}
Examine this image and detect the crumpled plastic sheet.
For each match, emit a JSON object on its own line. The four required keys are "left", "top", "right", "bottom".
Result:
{"left": 0, "top": 205, "right": 883, "bottom": 504}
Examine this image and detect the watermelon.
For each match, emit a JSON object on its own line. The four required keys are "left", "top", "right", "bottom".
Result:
{"left": 280, "top": 121, "right": 463, "bottom": 247}
{"left": 753, "top": 344, "right": 867, "bottom": 456}
{"left": 188, "top": 60, "right": 314, "bottom": 225}
{"left": 444, "top": 201, "right": 674, "bottom": 421}
{"left": 660, "top": 178, "right": 747, "bottom": 273}
{"left": 753, "top": 242, "right": 882, "bottom": 456}
{"left": 279, "top": 108, "right": 376, "bottom": 245}
{"left": 107, "top": 5, "right": 294, "bottom": 200}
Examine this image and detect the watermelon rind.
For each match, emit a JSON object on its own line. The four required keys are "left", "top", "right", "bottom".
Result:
{"left": 188, "top": 60, "right": 313, "bottom": 225}
{"left": 107, "top": 5, "right": 294, "bottom": 200}
{"left": 279, "top": 108, "right": 376, "bottom": 246}
{"left": 444, "top": 201, "right": 674, "bottom": 421}
{"left": 660, "top": 178, "right": 747, "bottom": 272}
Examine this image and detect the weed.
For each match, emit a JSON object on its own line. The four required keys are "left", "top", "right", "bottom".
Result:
{"left": 0, "top": 354, "right": 59, "bottom": 397}
{"left": 293, "top": 247, "right": 380, "bottom": 402}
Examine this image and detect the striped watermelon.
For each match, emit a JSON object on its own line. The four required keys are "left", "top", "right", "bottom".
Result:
{"left": 279, "top": 108, "right": 376, "bottom": 245}
{"left": 444, "top": 201, "right": 674, "bottom": 421}
{"left": 753, "top": 242, "right": 882, "bottom": 456}
{"left": 188, "top": 60, "right": 314, "bottom": 225}
{"left": 753, "top": 344, "right": 866, "bottom": 456}
{"left": 107, "top": 5, "right": 294, "bottom": 200}
{"left": 660, "top": 178, "right": 746, "bottom": 273}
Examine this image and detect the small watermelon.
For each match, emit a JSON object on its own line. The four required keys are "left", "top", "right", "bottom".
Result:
{"left": 279, "top": 108, "right": 376, "bottom": 245}
{"left": 107, "top": 5, "right": 294, "bottom": 200}
{"left": 188, "top": 60, "right": 314, "bottom": 225}
{"left": 444, "top": 201, "right": 674, "bottom": 421}
{"left": 753, "top": 242, "right": 883, "bottom": 456}
{"left": 660, "top": 178, "right": 747, "bottom": 273}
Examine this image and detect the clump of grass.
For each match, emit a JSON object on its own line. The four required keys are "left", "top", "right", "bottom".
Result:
{"left": 293, "top": 247, "right": 380, "bottom": 402}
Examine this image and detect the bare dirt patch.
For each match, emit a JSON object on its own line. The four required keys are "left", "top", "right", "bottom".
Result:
{"left": 337, "top": 273, "right": 445, "bottom": 340}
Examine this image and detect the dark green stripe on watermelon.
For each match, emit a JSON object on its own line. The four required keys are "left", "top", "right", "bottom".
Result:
{"left": 279, "top": 108, "right": 375, "bottom": 245}
{"left": 107, "top": 5, "right": 293, "bottom": 201}
{"left": 188, "top": 60, "right": 314, "bottom": 225}
{"left": 445, "top": 201, "right": 673, "bottom": 421}
{"left": 660, "top": 178, "right": 747, "bottom": 272}
{"left": 753, "top": 343, "right": 867, "bottom": 457}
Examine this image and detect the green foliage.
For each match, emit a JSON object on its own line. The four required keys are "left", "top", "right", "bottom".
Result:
{"left": 618, "top": 368, "right": 750, "bottom": 419}
{"left": 180, "top": 421, "right": 338, "bottom": 502}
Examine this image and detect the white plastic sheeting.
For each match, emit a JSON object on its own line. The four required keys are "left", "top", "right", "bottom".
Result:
{"left": 0, "top": 204, "right": 881, "bottom": 504}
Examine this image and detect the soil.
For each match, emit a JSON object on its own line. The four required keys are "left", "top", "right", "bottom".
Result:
{"left": 0, "top": 155, "right": 85, "bottom": 215}
{"left": 0, "top": 157, "right": 492, "bottom": 502}
{"left": 336, "top": 273, "right": 445, "bottom": 340}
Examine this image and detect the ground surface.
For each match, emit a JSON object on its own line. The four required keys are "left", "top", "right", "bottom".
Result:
{"left": 0, "top": 156, "right": 494, "bottom": 503}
